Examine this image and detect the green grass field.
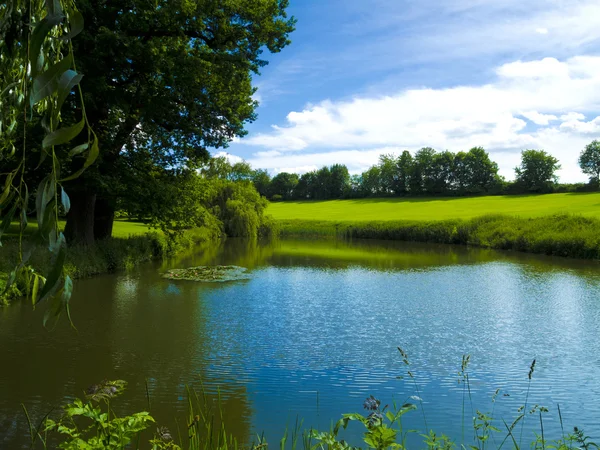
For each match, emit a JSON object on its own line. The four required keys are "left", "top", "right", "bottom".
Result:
{"left": 267, "top": 193, "right": 600, "bottom": 221}
{"left": 6, "top": 219, "right": 152, "bottom": 239}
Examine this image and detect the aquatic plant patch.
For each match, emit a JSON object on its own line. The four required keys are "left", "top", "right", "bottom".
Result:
{"left": 163, "top": 265, "right": 251, "bottom": 282}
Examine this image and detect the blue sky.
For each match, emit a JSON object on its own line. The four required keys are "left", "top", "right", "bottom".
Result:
{"left": 222, "top": 0, "right": 600, "bottom": 182}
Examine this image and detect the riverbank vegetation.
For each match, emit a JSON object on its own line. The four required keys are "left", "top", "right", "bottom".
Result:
{"left": 24, "top": 353, "right": 595, "bottom": 450}
{"left": 276, "top": 214, "right": 600, "bottom": 260}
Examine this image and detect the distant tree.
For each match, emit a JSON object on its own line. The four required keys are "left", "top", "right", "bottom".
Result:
{"left": 413, "top": 147, "right": 437, "bottom": 194}
{"left": 515, "top": 150, "right": 561, "bottom": 192}
{"left": 252, "top": 169, "right": 272, "bottom": 197}
{"left": 463, "top": 147, "right": 499, "bottom": 193}
{"left": 360, "top": 166, "right": 382, "bottom": 196}
{"left": 329, "top": 164, "right": 351, "bottom": 198}
{"left": 269, "top": 172, "right": 299, "bottom": 200}
{"left": 350, "top": 174, "right": 363, "bottom": 197}
{"left": 431, "top": 151, "right": 455, "bottom": 194}
{"left": 453, "top": 151, "right": 469, "bottom": 192}
{"left": 397, "top": 151, "right": 413, "bottom": 195}
{"left": 578, "top": 140, "right": 600, "bottom": 183}
{"left": 295, "top": 171, "right": 317, "bottom": 199}
{"left": 201, "top": 157, "right": 253, "bottom": 181}
{"left": 378, "top": 154, "right": 399, "bottom": 195}
{"left": 315, "top": 166, "right": 332, "bottom": 199}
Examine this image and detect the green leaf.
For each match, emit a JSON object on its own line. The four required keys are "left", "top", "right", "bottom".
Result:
{"left": 61, "top": 187, "right": 71, "bottom": 214}
{"left": 59, "top": 11, "right": 84, "bottom": 41}
{"left": 37, "top": 236, "right": 66, "bottom": 306}
{"left": 61, "top": 135, "right": 99, "bottom": 181}
{"left": 0, "top": 202, "right": 18, "bottom": 242}
{"left": 68, "top": 143, "right": 89, "bottom": 156}
{"left": 32, "top": 275, "right": 41, "bottom": 305}
{"left": 0, "top": 172, "right": 14, "bottom": 206}
{"left": 30, "top": 15, "right": 64, "bottom": 78}
{"left": 42, "top": 119, "right": 85, "bottom": 148}
{"left": 46, "top": 0, "right": 64, "bottom": 18}
{"left": 31, "top": 56, "right": 72, "bottom": 104}
{"left": 54, "top": 70, "right": 84, "bottom": 120}
{"left": 35, "top": 176, "right": 55, "bottom": 229}
{"left": 0, "top": 81, "right": 19, "bottom": 99}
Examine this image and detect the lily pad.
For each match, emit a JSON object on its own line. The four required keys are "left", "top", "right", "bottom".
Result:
{"left": 162, "top": 265, "right": 251, "bottom": 282}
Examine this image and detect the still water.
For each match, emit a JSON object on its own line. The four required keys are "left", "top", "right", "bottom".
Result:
{"left": 1, "top": 238, "right": 600, "bottom": 448}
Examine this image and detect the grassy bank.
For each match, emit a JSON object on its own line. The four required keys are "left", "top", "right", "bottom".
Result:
{"left": 269, "top": 192, "right": 600, "bottom": 221}
{"left": 0, "top": 222, "right": 215, "bottom": 304}
{"left": 277, "top": 214, "right": 600, "bottom": 260}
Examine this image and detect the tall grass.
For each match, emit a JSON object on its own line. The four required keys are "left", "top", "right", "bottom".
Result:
{"left": 277, "top": 214, "right": 600, "bottom": 260}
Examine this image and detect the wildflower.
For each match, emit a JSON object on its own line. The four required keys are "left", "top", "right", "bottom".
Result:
{"left": 157, "top": 426, "right": 173, "bottom": 442}
{"left": 363, "top": 395, "right": 380, "bottom": 411}
{"left": 367, "top": 411, "right": 383, "bottom": 427}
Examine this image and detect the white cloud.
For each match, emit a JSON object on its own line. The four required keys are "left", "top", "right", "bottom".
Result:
{"left": 239, "top": 56, "right": 600, "bottom": 182}
{"left": 560, "top": 116, "right": 600, "bottom": 135}
{"left": 520, "top": 111, "right": 558, "bottom": 125}
{"left": 535, "top": 27, "right": 549, "bottom": 34}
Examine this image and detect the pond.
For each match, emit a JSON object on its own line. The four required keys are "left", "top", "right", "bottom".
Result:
{"left": 1, "top": 238, "right": 600, "bottom": 448}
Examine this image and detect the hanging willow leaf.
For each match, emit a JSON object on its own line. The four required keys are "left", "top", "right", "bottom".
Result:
{"left": 60, "top": 187, "right": 71, "bottom": 214}
{"left": 68, "top": 143, "right": 89, "bottom": 156}
{"left": 0, "top": 172, "right": 15, "bottom": 205}
{"left": 59, "top": 11, "right": 84, "bottom": 41}
{"left": 36, "top": 235, "right": 66, "bottom": 306}
{"left": 42, "top": 118, "right": 85, "bottom": 148}
{"left": 30, "top": 15, "right": 64, "bottom": 78}
{"left": 61, "top": 135, "right": 99, "bottom": 181}
{"left": 0, "top": 201, "right": 18, "bottom": 244}
{"left": 54, "top": 70, "right": 83, "bottom": 121}
{"left": 31, "top": 274, "right": 41, "bottom": 305}
{"left": 36, "top": 175, "right": 55, "bottom": 228}
{"left": 31, "top": 57, "right": 72, "bottom": 105}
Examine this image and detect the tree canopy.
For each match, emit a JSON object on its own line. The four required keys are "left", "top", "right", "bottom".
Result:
{"left": 55, "top": 0, "right": 295, "bottom": 243}
{"left": 515, "top": 149, "right": 561, "bottom": 192}
{"left": 578, "top": 140, "right": 600, "bottom": 182}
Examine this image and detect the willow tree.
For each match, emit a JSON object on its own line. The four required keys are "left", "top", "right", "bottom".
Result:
{"left": 62, "top": 0, "right": 295, "bottom": 243}
{"left": 1, "top": 1, "right": 96, "bottom": 319}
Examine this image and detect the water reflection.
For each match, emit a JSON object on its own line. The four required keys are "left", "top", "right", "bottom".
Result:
{"left": 1, "top": 238, "right": 600, "bottom": 447}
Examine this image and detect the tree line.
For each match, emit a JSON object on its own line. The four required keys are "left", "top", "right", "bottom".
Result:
{"left": 248, "top": 141, "right": 600, "bottom": 201}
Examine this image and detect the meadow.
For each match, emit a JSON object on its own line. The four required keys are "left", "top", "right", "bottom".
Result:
{"left": 268, "top": 192, "right": 600, "bottom": 222}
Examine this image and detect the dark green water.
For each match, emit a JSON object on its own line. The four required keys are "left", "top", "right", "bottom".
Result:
{"left": 2, "top": 238, "right": 600, "bottom": 448}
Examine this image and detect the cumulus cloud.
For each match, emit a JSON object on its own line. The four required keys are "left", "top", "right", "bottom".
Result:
{"left": 239, "top": 56, "right": 600, "bottom": 182}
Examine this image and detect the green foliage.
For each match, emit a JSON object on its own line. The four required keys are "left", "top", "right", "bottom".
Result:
{"left": 276, "top": 214, "right": 600, "bottom": 260}
{"left": 515, "top": 150, "right": 561, "bottom": 192}
{"left": 0, "top": 225, "right": 210, "bottom": 305}
{"left": 1, "top": 0, "right": 97, "bottom": 322}
{"left": 43, "top": 380, "right": 155, "bottom": 449}
{"left": 578, "top": 140, "right": 600, "bottom": 182}
{"left": 57, "top": 0, "right": 295, "bottom": 243}
{"left": 270, "top": 172, "right": 300, "bottom": 200}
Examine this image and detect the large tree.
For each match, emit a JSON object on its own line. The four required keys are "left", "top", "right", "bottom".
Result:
{"left": 578, "top": 140, "right": 600, "bottom": 183}
{"left": 62, "top": 0, "right": 295, "bottom": 243}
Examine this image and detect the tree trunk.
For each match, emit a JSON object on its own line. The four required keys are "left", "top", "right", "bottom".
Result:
{"left": 64, "top": 191, "right": 97, "bottom": 245}
{"left": 94, "top": 196, "right": 115, "bottom": 240}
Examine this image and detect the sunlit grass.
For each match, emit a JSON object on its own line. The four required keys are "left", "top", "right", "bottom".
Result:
{"left": 268, "top": 193, "right": 600, "bottom": 222}
{"left": 6, "top": 219, "right": 152, "bottom": 238}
